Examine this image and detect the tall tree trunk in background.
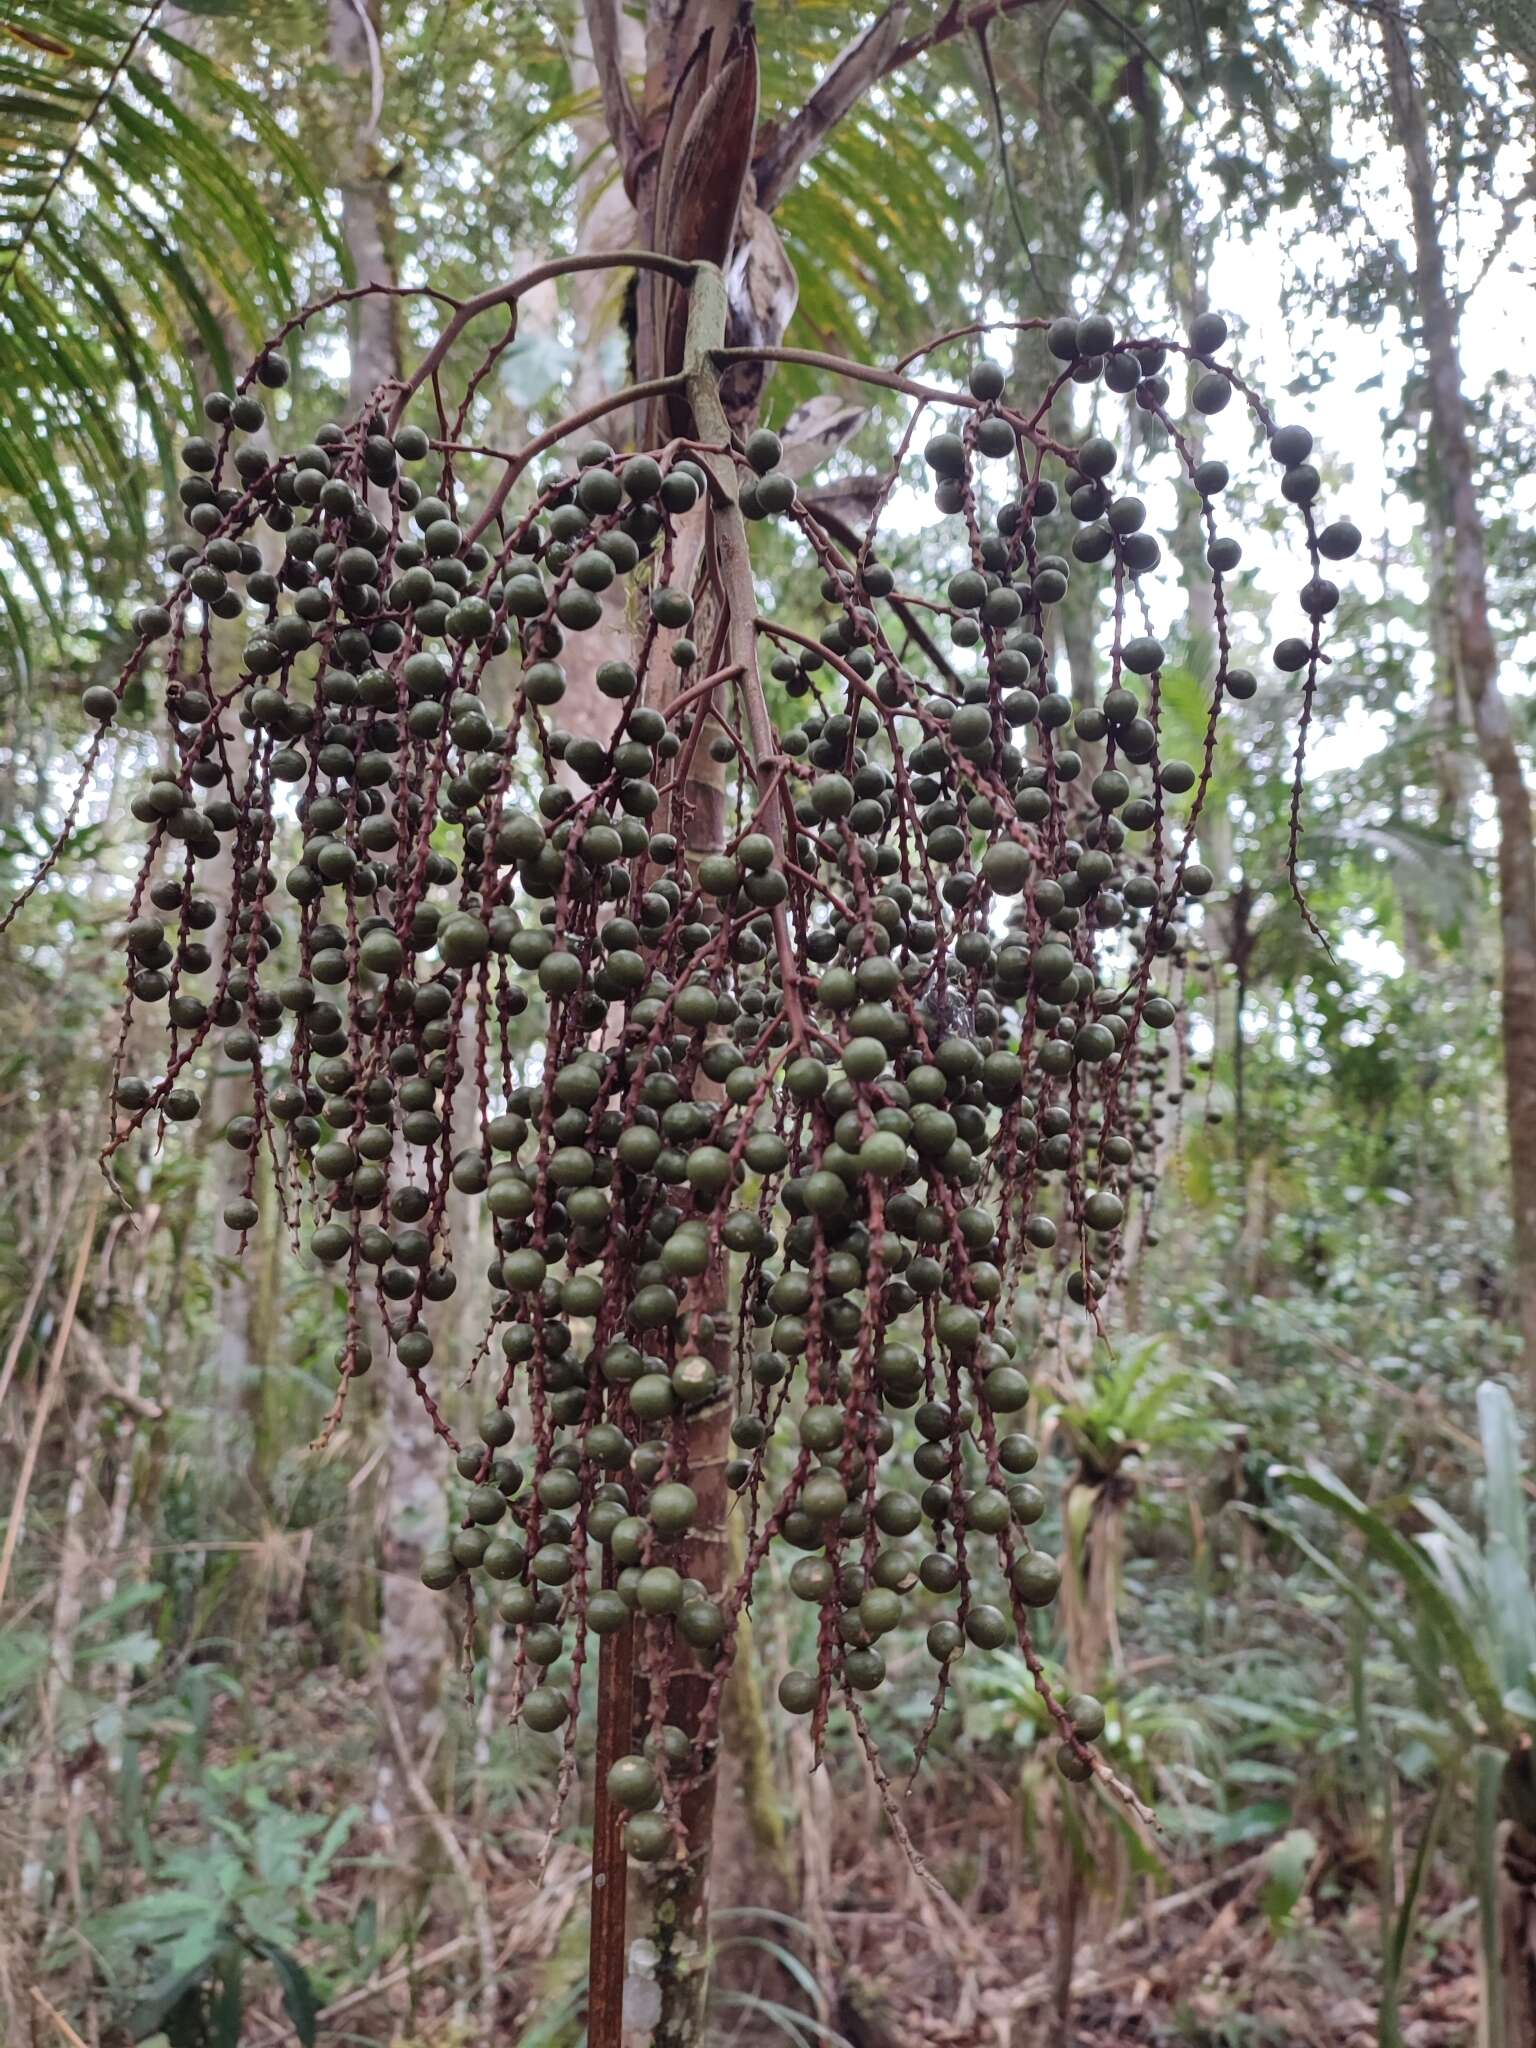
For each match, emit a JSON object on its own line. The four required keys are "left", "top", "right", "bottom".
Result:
{"left": 328, "top": 0, "right": 399, "bottom": 405}
{"left": 187, "top": 482, "right": 257, "bottom": 1470}
{"left": 99, "top": 1196, "right": 159, "bottom": 1770}
{"left": 1383, "top": 15, "right": 1536, "bottom": 1397}
{"left": 205, "top": 1079, "right": 258, "bottom": 1465}
{"left": 20, "top": 1389, "right": 96, "bottom": 1933}
{"left": 189, "top": 705, "right": 260, "bottom": 1476}
{"left": 159, "top": 8, "right": 269, "bottom": 1480}
{"left": 325, "top": 0, "right": 452, "bottom": 1909}
{"left": 559, "top": 10, "right": 648, "bottom": 752}
{"left": 1421, "top": 491, "right": 1475, "bottom": 847}
{"left": 169, "top": 425, "right": 256, "bottom": 1476}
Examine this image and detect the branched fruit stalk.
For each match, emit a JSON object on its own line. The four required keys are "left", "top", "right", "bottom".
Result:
{"left": 9, "top": 260, "right": 1360, "bottom": 1911}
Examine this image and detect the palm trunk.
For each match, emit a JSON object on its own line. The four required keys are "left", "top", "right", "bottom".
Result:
{"left": 1383, "top": 13, "right": 1536, "bottom": 1396}
{"left": 567, "top": 18, "right": 770, "bottom": 2037}
{"left": 565, "top": 7, "right": 997, "bottom": 2031}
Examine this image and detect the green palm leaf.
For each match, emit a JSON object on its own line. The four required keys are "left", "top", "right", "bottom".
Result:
{"left": 0, "top": 0, "right": 342, "bottom": 687}
{"left": 1274, "top": 1457, "right": 1511, "bottom": 1736}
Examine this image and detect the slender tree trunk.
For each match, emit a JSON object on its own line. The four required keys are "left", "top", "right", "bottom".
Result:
{"left": 567, "top": 6, "right": 979, "bottom": 2032}
{"left": 1384, "top": 14, "right": 1536, "bottom": 1395}
{"left": 203, "top": 1042, "right": 261, "bottom": 1466}
{"left": 327, "top": 0, "right": 400, "bottom": 409}
{"left": 20, "top": 1392, "right": 95, "bottom": 1929}
{"left": 197, "top": 654, "right": 258, "bottom": 1471}
{"left": 100, "top": 1199, "right": 158, "bottom": 1771}
{"left": 1422, "top": 487, "right": 1475, "bottom": 843}
{"left": 159, "top": 9, "right": 266, "bottom": 1481}
{"left": 567, "top": 17, "right": 774, "bottom": 2036}
{"left": 1057, "top": 568, "right": 1098, "bottom": 712}
{"left": 714, "top": 1508, "right": 791, "bottom": 1903}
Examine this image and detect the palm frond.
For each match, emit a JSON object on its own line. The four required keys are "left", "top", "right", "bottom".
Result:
{"left": 754, "top": 4, "right": 989, "bottom": 393}
{"left": 0, "top": 0, "right": 343, "bottom": 688}
{"left": 1272, "top": 1439, "right": 1521, "bottom": 1740}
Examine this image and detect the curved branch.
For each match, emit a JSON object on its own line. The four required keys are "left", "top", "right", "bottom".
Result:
{"left": 461, "top": 372, "right": 690, "bottom": 545}
{"left": 713, "top": 343, "right": 975, "bottom": 409}
{"left": 882, "top": 0, "right": 1046, "bottom": 74}
{"left": 894, "top": 315, "right": 1050, "bottom": 373}
{"left": 713, "top": 343, "right": 1075, "bottom": 461}
{"left": 387, "top": 249, "right": 700, "bottom": 430}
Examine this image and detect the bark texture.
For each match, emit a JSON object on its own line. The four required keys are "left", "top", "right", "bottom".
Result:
{"left": 1383, "top": 14, "right": 1536, "bottom": 1395}
{"left": 572, "top": 20, "right": 778, "bottom": 2034}
{"left": 327, "top": 0, "right": 401, "bottom": 411}
{"left": 569, "top": 8, "right": 1039, "bottom": 2034}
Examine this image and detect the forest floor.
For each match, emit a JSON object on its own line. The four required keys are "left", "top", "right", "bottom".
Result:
{"left": 350, "top": 1822, "right": 1481, "bottom": 2048}
{"left": 814, "top": 1859, "right": 1480, "bottom": 2047}
{"left": 36, "top": 1657, "right": 1479, "bottom": 2047}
